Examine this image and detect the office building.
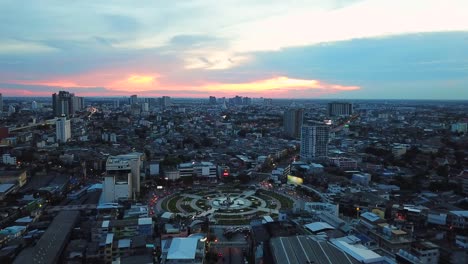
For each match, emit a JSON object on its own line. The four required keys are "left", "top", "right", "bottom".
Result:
{"left": 52, "top": 91, "right": 83, "bottom": 117}
{"left": 103, "top": 153, "right": 143, "bottom": 202}
{"left": 328, "top": 102, "right": 353, "bottom": 117}
{"left": 56, "top": 117, "right": 71, "bottom": 143}
{"left": 283, "top": 108, "right": 304, "bottom": 138}
{"left": 300, "top": 124, "right": 329, "bottom": 161}
{"left": 0, "top": 93, "right": 3, "bottom": 114}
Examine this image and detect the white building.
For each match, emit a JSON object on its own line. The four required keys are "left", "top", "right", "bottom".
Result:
{"left": 102, "top": 153, "right": 143, "bottom": 202}
{"left": 56, "top": 117, "right": 71, "bottom": 143}
{"left": 300, "top": 125, "right": 330, "bottom": 161}
{"left": 2, "top": 154, "right": 16, "bottom": 165}
{"left": 165, "top": 236, "right": 205, "bottom": 264}
{"left": 177, "top": 162, "right": 217, "bottom": 181}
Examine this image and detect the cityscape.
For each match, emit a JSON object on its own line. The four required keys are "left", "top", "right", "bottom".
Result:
{"left": 0, "top": 1, "right": 468, "bottom": 264}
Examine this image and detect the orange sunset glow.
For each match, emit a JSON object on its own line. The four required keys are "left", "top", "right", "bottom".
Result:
{"left": 6, "top": 74, "right": 360, "bottom": 98}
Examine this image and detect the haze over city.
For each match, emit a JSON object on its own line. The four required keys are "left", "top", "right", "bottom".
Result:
{"left": 1, "top": 0, "right": 468, "bottom": 99}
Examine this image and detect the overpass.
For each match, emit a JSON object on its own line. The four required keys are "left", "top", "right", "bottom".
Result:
{"left": 8, "top": 118, "right": 58, "bottom": 132}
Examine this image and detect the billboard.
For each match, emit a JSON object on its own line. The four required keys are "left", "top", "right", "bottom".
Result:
{"left": 287, "top": 175, "right": 303, "bottom": 185}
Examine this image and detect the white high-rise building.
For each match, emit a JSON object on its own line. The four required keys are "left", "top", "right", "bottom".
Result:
{"left": 142, "top": 102, "right": 149, "bottom": 112}
{"left": 102, "top": 153, "right": 143, "bottom": 202}
{"left": 31, "top": 101, "right": 38, "bottom": 110}
{"left": 300, "top": 124, "right": 330, "bottom": 161}
{"left": 56, "top": 117, "right": 71, "bottom": 143}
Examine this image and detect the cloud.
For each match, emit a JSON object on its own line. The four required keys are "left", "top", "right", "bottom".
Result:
{"left": 3, "top": 75, "right": 359, "bottom": 98}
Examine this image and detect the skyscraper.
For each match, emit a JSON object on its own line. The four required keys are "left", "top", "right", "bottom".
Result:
{"left": 300, "top": 124, "right": 330, "bottom": 161}
{"left": 283, "top": 108, "right": 304, "bottom": 138}
{"left": 52, "top": 90, "right": 83, "bottom": 117}
{"left": 56, "top": 117, "right": 71, "bottom": 143}
{"left": 130, "top": 95, "right": 138, "bottom": 105}
{"left": 0, "top": 93, "right": 3, "bottom": 114}
{"left": 328, "top": 102, "right": 353, "bottom": 117}
{"left": 209, "top": 96, "right": 217, "bottom": 105}
{"left": 161, "top": 96, "right": 171, "bottom": 108}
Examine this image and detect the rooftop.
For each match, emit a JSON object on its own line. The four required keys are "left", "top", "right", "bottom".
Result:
{"left": 167, "top": 237, "right": 199, "bottom": 260}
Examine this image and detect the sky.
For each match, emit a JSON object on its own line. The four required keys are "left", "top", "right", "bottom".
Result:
{"left": 1, "top": 0, "right": 468, "bottom": 99}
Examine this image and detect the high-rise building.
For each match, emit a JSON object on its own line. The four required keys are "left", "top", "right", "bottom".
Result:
{"left": 283, "top": 108, "right": 304, "bottom": 138}
{"left": 209, "top": 96, "right": 217, "bottom": 105}
{"left": 52, "top": 90, "right": 83, "bottom": 117}
{"left": 31, "top": 101, "right": 38, "bottom": 110}
{"left": 328, "top": 102, "right": 353, "bottom": 117}
{"left": 161, "top": 96, "right": 171, "bottom": 108}
{"left": 0, "top": 93, "right": 3, "bottom": 114}
{"left": 142, "top": 102, "right": 149, "bottom": 112}
{"left": 103, "top": 153, "right": 143, "bottom": 202}
{"left": 300, "top": 124, "right": 330, "bottom": 161}
{"left": 56, "top": 117, "right": 71, "bottom": 143}
{"left": 130, "top": 95, "right": 138, "bottom": 105}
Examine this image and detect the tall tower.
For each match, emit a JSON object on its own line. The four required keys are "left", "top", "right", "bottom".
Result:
{"left": 209, "top": 96, "right": 217, "bottom": 105}
{"left": 56, "top": 117, "right": 71, "bottom": 143}
{"left": 161, "top": 96, "right": 171, "bottom": 108}
{"left": 52, "top": 91, "right": 83, "bottom": 117}
{"left": 283, "top": 108, "right": 304, "bottom": 138}
{"left": 130, "top": 95, "right": 138, "bottom": 105}
{"left": 300, "top": 124, "right": 329, "bottom": 161}
{"left": 0, "top": 93, "right": 3, "bottom": 114}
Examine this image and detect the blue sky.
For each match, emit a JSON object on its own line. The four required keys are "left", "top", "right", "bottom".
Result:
{"left": 0, "top": 0, "right": 467, "bottom": 99}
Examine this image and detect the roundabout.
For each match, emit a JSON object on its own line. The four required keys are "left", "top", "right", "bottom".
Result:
{"left": 157, "top": 187, "right": 294, "bottom": 224}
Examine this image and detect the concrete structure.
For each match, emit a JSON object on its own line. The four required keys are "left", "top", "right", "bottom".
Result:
{"left": 328, "top": 101, "right": 353, "bottom": 117}
{"left": 161, "top": 96, "right": 171, "bottom": 108}
{"left": 177, "top": 162, "right": 217, "bottom": 181}
{"left": 451, "top": 122, "right": 467, "bottom": 133}
{"left": 103, "top": 153, "right": 143, "bottom": 202}
{"left": 396, "top": 241, "right": 439, "bottom": 264}
{"left": 13, "top": 211, "right": 80, "bottom": 264}
{"left": 300, "top": 124, "right": 330, "bottom": 161}
{"left": 270, "top": 236, "right": 356, "bottom": 264}
{"left": 0, "top": 93, "right": 2, "bottom": 114}
{"left": 130, "top": 94, "right": 138, "bottom": 105}
{"left": 0, "top": 170, "right": 27, "bottom": 187}
{"left": 56, "top": 117, "right": 71, "bottom": 143}
{"left": 165, "top": 236, "right": 205, "bottom": 264}
{"left": 2, "top": 154, "right": 16, "bottom": 165}
{"left": 209, "top": 96, "right": 217, "bottom": 105}
{"left": 283, "top": 108, "right": 303, "bottom": 138}
{"left": 52, "top": 90, "right": 83, "bottom": 117}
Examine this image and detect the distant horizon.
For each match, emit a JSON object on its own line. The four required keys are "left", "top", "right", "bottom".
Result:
{"left": 2, "top": 95, "right": 467, "bottom": 102}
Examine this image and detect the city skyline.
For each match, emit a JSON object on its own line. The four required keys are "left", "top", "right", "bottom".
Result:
{"left": 1, "top": 1, "right": 468, "bottom": 99}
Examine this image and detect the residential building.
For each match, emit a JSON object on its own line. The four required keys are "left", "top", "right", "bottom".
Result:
{"left": 130, "top": 95, "right": 138, "bottom": 105}
{"left": 300, "top": 124, "right": 329, "bottom": 161}
{"left": 328, "top": 101, "right": 353, "bottom": 117}
{"left": 52, "top": 90, "right": 83, "bottom": 117}
{"left": 2, "top": 154, "right": 16, "bottom": 165}
{"left": 56, "top": 117, "right": 71, "bottom": 143}
{"left": 283, "top": 108, "right": 303, "bottom": 138}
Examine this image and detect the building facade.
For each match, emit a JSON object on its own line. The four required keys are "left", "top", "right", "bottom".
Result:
{"left": 300, "top": 125, "right": 329, "bottom": 161}
{"left": 328, "top": 102, "right": 353, "bottom": 117}
{"left": 56, "top": 117, "right": 71, "bottom": 143}
{"left": 283, "top": 108, "right": 304, "bottom": 138}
